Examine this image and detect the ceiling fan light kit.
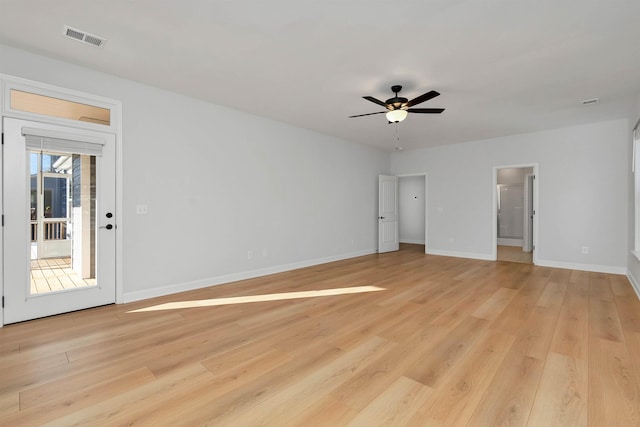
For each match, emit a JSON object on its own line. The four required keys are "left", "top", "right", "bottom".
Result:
{"left": 386, "top": 109, "right": 408, "bottom": 123}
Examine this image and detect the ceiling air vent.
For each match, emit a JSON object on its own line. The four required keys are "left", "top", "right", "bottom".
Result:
{"left": 63, "top": 25, "right": 106, "bottom": 47}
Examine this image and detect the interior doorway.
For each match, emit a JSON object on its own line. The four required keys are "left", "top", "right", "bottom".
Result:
{"left": 398, "top": 174, "right": 427, "bottom": 253}
{"left": 377, "top": 174, "right": 427, "bottom": 254}
{"left": 494, "top": 165, "right": 537, "bottom": 264}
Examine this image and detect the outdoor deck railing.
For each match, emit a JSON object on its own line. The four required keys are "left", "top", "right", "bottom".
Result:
{"left": 31, "top": 220, "right": 68, "bottom": 241}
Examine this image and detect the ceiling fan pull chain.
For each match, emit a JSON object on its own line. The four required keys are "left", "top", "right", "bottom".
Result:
{"left": 395, "top": 122, "right": 403, "bottom": 151}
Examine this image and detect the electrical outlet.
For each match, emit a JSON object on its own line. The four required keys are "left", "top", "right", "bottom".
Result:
{"left": 136, "top": 204, "right": 148, "bottom": 215}
{"left": 262, "top": 248, "right": 268, "bottom": 257}
{"left": 247, "top": 250, "right": 253, "bottom": 260}
{"left": 581, "top": 246, "right": 589, "bottom": 254}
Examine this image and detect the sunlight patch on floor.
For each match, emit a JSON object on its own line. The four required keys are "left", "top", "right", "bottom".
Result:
{"left": 127, "top": 285, "right": 386, "bottom": 313}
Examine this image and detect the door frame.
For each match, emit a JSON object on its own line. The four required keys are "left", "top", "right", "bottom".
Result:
{"left": 397, "top": 173, "right": 428, "bottom": 253}
{"left": 523, "top": 173, "right": 534, "bottom": 252}
{"left": 0, "top": 74, "right": 123, "bottom": 326}
{"left": 492, "top": 163, "right": 539, "bottom": 264}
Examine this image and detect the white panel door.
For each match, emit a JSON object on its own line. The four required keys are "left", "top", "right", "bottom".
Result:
{"left": 3, "top": 118, "right": 116, "bottom": 324}
{"left": 378, "top": 175, "right": 399, "bottom": 253}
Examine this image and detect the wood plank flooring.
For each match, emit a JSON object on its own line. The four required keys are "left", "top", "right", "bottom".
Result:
{"left": 497, "top": 245, "right": 533, "bottom": 264}
{"left": 2, "top": 244, "right": 640, "bottom": 426}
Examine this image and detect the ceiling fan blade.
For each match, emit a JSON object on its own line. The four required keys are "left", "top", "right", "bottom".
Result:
{"left": 363, "top": 96, "right": 388, "bottom": 107}
{"left": 407, "top": 108, "right": 445, "bottom": 114}
{"left": 349, "top": 111, "right": 387, "bottom": 118}
{"left": 406, "top": 90, "right": 440, "bottom": 107}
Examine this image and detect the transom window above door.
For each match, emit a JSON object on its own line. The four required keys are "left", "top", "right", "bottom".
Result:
{"left": 10, "top": 89, "right": 110, "bottom": 126}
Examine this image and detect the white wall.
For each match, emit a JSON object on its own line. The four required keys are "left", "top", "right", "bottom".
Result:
{"left": 391, "top": 120, "right": 629, "bottom": 273}
{"left": 398, "top": 176, "right": 425, "bottom": 244}
{"left": 497, "top": 167, "right": 530, "bottom": 186}
{"left": 0, "top": 44, "right": 390, "bottom": 301}
{"left": 498, "top": 185, "right": 524, "bottom": 239}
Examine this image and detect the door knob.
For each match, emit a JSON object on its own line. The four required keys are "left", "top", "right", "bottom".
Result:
{"left": 100, "top": 224, "right": 114, "bottom": 230}
{"left": 379, "top": 216, "right": 385, "bottom": 219}
{"left": 106, "top": 212, "right": 113, "bottom": 218}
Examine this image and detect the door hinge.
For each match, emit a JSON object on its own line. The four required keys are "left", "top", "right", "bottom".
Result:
{"left": 1, "top": 215, "right": 3, "bottom": 227}
{"left": 2, "top": 296, "right": 4, "bottom": 308}
{"left": 1, "top": 132, "right": 4, "bottom": 145}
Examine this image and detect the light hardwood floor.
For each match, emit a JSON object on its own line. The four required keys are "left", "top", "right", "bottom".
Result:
{"left": 2, "top": 244, "right": 640, "bottom": 426}
{"left": 497, "top": 245, "right": 533, "bottom": 264}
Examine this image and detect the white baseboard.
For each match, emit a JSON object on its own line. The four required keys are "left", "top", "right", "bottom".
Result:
{"left": 400, "top": 239, "right": 426, "bottom": 245}
{"left": 626, "top": 269, "right": 640, "bottom": 300}
{"left": 424, "top": 250, "right": 627, "bottom": 275}
{"left": 122, "top": 248, "right": 376, "bottom": 303}
{"left": 426, "top": 248, "right": 494, "bottom": 261}
{"left": 121, "top": 249, "right": 631, "bottom": 304}
{"left": 497, "top": 238, "right": 523, "bottom": 247}
{"left": 535, "top": 259, "right": 627, "bottom": 275}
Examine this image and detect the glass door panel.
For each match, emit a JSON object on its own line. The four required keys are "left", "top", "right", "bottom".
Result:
{"left": 28, "top": 150, "right": 97, "bottom": 295}
{"left": 3, "top": 117, "right": 116, "bottom": 324}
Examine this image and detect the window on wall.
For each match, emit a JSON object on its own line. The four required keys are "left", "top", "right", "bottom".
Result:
{"left": 634, "top": 125, "right": 640, "bottom": 258}
{"left": 10, "top": 89, "right": 111, "bottom": 126}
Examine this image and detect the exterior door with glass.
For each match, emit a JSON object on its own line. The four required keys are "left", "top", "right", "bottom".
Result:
{"left": 2, "top": 118, "right": 116, "bottom": 324}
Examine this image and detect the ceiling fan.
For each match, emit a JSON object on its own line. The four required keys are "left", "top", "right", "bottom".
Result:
{"left": 349, "top": 85, "right": 444, "bottom": 123}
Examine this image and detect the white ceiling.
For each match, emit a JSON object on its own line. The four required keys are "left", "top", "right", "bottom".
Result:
{"left": 1, "top": 0, "right": 639, "bottom": 151}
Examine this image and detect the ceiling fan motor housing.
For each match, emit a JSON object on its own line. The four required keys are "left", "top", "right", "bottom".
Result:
{"left": 387, "top": 85, "right": 408, "bottom": 110}
{"left": 386, "top": 97, "right": 408, "bottom": 110}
